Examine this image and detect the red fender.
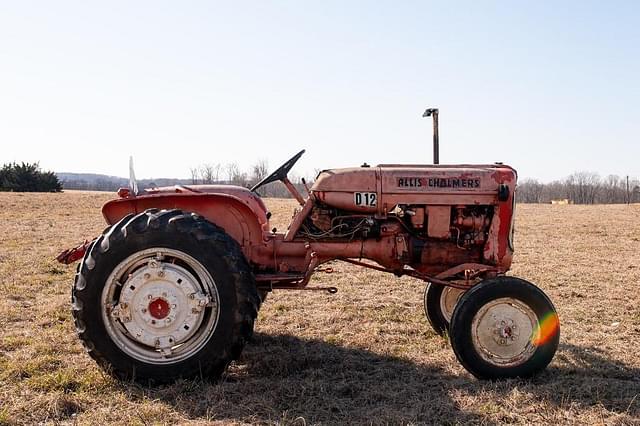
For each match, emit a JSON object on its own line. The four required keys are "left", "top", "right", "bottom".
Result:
{"left": 101, "top": 193, "right": 269, "bottom": 260}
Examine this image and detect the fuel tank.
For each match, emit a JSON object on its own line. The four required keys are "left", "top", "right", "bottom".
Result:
{"left": 311, "top": 164, "right": 517, "bottom": 213}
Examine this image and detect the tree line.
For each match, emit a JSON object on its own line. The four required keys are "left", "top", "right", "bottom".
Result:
{"left": 58, "top": 160, "right": 314, "bottom": 196}
{"left": 3, "top": 160, "right": 638, "bottom": 204}
{"left": 0, "top": 162, "right": 62, "bottom": 192}
{"left": 517, "top": 172, "right": 640, "bottom": 204}
{"left": 190, "top": 160, "right": 314, "bottom": 198}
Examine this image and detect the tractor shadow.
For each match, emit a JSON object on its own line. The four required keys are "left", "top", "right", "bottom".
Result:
{"left": 130, "top": 335, "right": 640, "bottom": 424}
{"left": 131, "top": 332, "right": 481, "bottom": 424}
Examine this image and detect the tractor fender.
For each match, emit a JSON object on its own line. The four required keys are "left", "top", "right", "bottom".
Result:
{"left": 101, "top": 193, "right": 268, "bottom": 260}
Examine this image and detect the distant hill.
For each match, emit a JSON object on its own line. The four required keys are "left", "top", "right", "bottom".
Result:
{"left": 57, "top": 172, "right": 192, "bottom": 192}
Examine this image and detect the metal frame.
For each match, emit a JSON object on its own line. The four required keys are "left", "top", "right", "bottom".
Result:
{"left": 58, "top": 158, "right": 517, "bottom": 297}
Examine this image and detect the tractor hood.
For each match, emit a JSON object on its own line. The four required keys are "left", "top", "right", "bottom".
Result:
{"left": 313, "top": 164, "right": 516, "bottom": 193}
{"left": 311, "top": 164, "right": 517, "bottom": 211}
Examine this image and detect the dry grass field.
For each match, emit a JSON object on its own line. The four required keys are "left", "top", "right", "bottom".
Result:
{"left": 0, "top": 191, "right": 639, "bottom": 425}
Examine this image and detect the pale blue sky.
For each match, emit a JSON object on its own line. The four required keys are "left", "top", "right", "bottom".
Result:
{"left": 1, "top": 1, "right": 638, "bottom": 182}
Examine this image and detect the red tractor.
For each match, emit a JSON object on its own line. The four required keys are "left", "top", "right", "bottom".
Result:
{"left": 59, "top": 149, "right": 559, "bottom": 382}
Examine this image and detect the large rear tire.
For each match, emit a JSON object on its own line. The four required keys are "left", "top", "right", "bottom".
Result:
{"left": 449, "top": 276, "right": 559, "bottom": 380}
{"left": 72, "top": 209, "right": 260, "bottom": 383}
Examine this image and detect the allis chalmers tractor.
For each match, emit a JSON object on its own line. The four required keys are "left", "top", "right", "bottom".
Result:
{"left": 58, "top": 146, "right": 560, "bottom": 382}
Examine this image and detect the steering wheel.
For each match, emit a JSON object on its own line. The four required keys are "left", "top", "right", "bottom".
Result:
{"left": 251, "top": 149, "right": 305, "bottom": 192}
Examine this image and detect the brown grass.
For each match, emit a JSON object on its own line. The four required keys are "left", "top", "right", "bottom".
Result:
{"left": 0, "top": 191, "right": 639, "bottom": 425}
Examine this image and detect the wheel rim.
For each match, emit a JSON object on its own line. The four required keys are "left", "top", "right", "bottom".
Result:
{"left": 471, "top": 297, "right": 538, "bottom": 367}
{"left": 101, "top": 248, "right": 220, "bottom": 365}
{"left": 439, "top": 287, "right": 465, "bottom": 323}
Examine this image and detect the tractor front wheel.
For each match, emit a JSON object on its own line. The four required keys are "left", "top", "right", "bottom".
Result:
{"left": 72, "top": 209, "right": 260, "bottom": 383}
{"left": 424, "top": 283, "right": 465, "bottom": 336}
{"left": 449, "top": 276, "right": 559, "bottom": 380}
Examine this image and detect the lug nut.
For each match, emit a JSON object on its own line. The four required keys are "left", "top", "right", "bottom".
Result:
{"left": 144, "top": 273, "right": 151, "bottom": 279}
{"left": 158, "top": 271, "right": 165, "bottom": 277}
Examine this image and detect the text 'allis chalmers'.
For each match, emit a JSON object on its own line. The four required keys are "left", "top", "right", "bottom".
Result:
{"left": 58, "top": 147, "right": 560, "bottom": 382}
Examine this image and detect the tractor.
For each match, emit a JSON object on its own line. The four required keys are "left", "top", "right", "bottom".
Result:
{"left": 58, "top": 148, "right": 560, "bottom": 382}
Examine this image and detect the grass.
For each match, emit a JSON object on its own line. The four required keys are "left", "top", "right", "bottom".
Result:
{"left": 0, "top": 191, "right": 639, "bottom": 424}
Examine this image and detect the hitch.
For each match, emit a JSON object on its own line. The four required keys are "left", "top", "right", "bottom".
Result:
{"left": 56, "top": 239, "right": 94, "bottom": 264}
{"left": 279, "top": 286, "right": 338, "bottom": 294}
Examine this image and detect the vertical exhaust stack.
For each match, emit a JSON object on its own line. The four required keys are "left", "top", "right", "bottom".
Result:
{"left": 423, "top": 108, "right": 439, "bottom": 164}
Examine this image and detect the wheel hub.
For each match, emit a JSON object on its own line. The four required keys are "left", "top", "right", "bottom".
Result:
{"left": 110, "top": 259, "right": 212, "bottom": 351}
{"left": 148, "top": 298, "right": 171, "bottom": 319}
{"left": 471, "top": 298, "right": 537, "bottom": 366}
{"left": 492, "top": 319, "right": 519, "bottom": 346}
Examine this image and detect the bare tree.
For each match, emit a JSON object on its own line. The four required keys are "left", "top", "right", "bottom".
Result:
{"left": 190, "top": 167, "right": 199, "bottom": 185}
{"left": 566, "top": 172, "right": 600, "bottom": 204}
{"left": 225, "top": 163, "right": 238, "bottom": 183}
{"left": 200, "top": 164, "right": 220, "bottom": 184}
{"left": 226, "top": 162, "right": 248, "bottom": 187}
{"left": 517, "top": 178, "right": 544, "bottom": 203}
{"left": 250, "top": 159, "right": 269, "bottom": 186}
{"left": 599, "top": 174, "right": 626, "bottom": 204}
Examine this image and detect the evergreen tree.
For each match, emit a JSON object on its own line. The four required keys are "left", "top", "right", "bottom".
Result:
{"left": 0, "top": 162, "right": 63, "bottom": 192}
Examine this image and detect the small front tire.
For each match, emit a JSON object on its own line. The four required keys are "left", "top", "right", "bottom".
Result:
{"left": 449, "top": 276, "right": 559, "bottom": 380}
{"left": 424, "top": 283, "right": 465, "bottom": 336}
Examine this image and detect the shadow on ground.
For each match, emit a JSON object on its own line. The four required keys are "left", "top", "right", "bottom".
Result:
{"left": 125, "top": 335, "right": 640, "bottom": 424}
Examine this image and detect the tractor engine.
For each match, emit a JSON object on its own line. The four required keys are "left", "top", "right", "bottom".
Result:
{"left": 300, "top": 204, "right": 490, "bottom": 245}
{"left": 306, "top": 164, "right": 517, "bottom": 274}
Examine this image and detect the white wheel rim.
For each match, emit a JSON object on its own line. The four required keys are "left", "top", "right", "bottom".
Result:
{"left": 471, "top": 297, "right": 539, "bottom": 367}
{"left": 439, "top": 287, "right": 465, "bottom": 323}
{"left": 101, "top": 248, "right": 220, "bottom": 365}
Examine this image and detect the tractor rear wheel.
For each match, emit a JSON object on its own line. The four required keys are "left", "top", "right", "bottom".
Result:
{"left": 424, "top": 283, "right": 465, "bottom": 336}
{"left": 72, "top": 209, "right": 260, "bottom": 383}
{"left": 449, "top": 276, "right": 559, "bottom": 380}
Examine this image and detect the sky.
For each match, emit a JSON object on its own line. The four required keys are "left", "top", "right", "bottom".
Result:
{"left": 0, "top": 1, "right": 638, "bottom": 182}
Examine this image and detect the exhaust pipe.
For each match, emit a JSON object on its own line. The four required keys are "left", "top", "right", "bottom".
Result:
{"left": 423, "top": 108, "right": 439, "bottom": 164}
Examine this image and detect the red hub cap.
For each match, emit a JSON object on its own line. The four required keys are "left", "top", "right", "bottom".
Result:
{"left": 149, "top": 298, "right": 170, "bottom": 319}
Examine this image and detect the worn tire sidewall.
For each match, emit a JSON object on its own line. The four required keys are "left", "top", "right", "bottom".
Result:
{"left": 449, "top": 277, "right": 560, "bottom": 379}
{"left": 78, "top": 223, "right": 240, "bottom": 380}
{"left": 424, "top": 283, "right": 448, "bottom": 336}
